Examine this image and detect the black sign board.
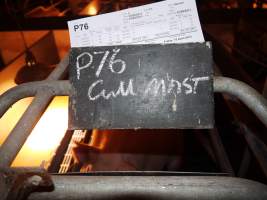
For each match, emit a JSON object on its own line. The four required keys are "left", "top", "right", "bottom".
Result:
{"left": 69, "top": 42, "right": 213, "bottom": 130}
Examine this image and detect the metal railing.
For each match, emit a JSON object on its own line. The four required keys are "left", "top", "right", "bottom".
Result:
{"left": 0, "top": 55, "right": 267, "bottom": 199}
{"left": 0, "top": 54, "right": 69, "bottom": 168}
{"left": 29, "top": 174, "right": 267, "bottom": 200}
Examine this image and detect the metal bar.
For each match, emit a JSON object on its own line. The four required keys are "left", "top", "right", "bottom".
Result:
{"left": 28, "top": 175, "right": 267, "bottom": 200}
{"left": 194, "top": 131, "right": 217, "bottom": 164}
{"left": 213, "top": 76, "right": 267, "bottom": 127}
{"left": 238, "top": 146, "right": 251, "bottom": 177}
{"left": 0, "top": 74, "right": 266, "bottom": 169}
{"left": 209, "top": 128, "right": 235, "bottom": 176}
{"left": 241, "top": 125, "right": 267, "bottom": 177}
{"left": 0, "top": 53, "right": 69, "bottom": 167}
{"left": 0, "top": 81, "right": 71, "bottom": 118}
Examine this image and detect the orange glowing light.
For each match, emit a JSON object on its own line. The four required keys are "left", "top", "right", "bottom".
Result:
{"left": 0, "top": 49, "right": 69, "bottom": 167}
{"left": 253, "top": 3, "right": 267, "bottom": 9}
{"left": 83, "top": 0, "right": 99, "bottom": 16}
{"left": 88, "top": 6, "right": 98, "bottom": 15}
{"left": 25, "top": 98, "right": 68, "bottom": 151}
{"left": 11, "top": 96, "right": 69, "bottom": 167}
{"left": 253, "top": 3, "right": 257, "bottom": 8}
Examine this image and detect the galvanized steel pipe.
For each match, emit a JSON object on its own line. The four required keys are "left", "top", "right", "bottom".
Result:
{"left": 0, "top": 71, "right": 267, "bottom": 167}
{"left": 0, "top": 54, "right": 69, "bottom": 167}
{"left": 28, "top": 175, "right": 267, "bottom": 200}
{"left": 0, "top": 81, "right": 71, "bottom": 118}
{"left": 214, "top": 76, "right": 267, "bottom": 127}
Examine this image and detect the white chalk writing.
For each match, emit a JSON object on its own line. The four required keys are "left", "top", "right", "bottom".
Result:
{"left": 76, "top": 52, "right": 93, "bottom": 80}
{"left": 93, "top": 51, "right": 110, "bottom": 78}
{"left": 87, "top": 75, "right": 209, "bottom": 101}
{"left": 167, "top": 79, "right": 181, "bottom": 94}
{"left": 88, "top": 79, "right": 136, "bottom": 100}
{"left": 76, "top": 49, "right": 210, "bottom": 102}
{"left": 108, "top": 48, "right": 126, "bottom": 74}
{"left": 76, "top": 48, "right": 126, "bottom": 79}
{"left": 182, "top": 78, "right": 192, "bottom": 94}
{"left": 144, "top": 74, "right": 209, "bottom": 96}
{"left": 191, "top": 76, "right": 210, "bottom": 93}
{"left": 145, "top": 78, "right": 166, "bottom": 96}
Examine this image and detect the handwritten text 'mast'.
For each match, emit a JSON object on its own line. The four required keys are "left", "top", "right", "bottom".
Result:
{"left": 75, "top": 48, "right": 210, "bottom": 101}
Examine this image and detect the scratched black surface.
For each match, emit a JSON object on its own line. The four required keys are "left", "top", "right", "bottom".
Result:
{"left": 69, "top": 42, "right": 214, "bottom": 130}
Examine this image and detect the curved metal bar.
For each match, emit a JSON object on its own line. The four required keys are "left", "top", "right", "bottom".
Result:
{"left": 0, "top": 53, "right": 69, "bottom": 167}
{"left": 28, "top": 175, "right": 267, "bottom": 200}
{"left": 0, "top": 75, "right": 266, "bottom": 167}
{"left": 214, "top": 76, "right": 267, "bottom": 127}
{"left": 241, "top": 125, "right": 267, "bottom": 177}
{"left": 0, "top": 81, "right": 71, "bottom": 118}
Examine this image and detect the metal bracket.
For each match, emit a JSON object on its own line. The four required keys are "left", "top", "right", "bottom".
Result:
{"left": 0, "top": 167, "right": 53, "bottom": 200}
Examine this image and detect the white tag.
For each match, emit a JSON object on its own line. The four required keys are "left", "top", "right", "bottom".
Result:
{"left": 68, "top": 0, "right": 204, "bottom": 47}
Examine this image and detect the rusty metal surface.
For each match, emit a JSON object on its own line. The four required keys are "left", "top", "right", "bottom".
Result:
{"left": 0, "top": 167, "right": 53, "bottom": 200}
{"left": 214, "top": 76, "right": 267, "bottom": 127}
{"left": 0, "top": 53, "right": 69, "bottom": 167}
{"left": 28, "top": 175, "right": 267, "bottom": 200}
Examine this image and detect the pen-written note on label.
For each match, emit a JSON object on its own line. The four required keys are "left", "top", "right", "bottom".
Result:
{"left": 68, "top": 0, "right": 204, "bottom": 47}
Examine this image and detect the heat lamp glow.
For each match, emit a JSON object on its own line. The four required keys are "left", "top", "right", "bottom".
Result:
{"left": 0, "top": 48, "right": 69, "bottom": 167}
{"left": 11, "top": 97, "right": 69, "bottom": 167}
{"left": 86, "top": 0, "right": 99, "bottom": 15}
{"left": 88, "top": 6, "right": 98, "bottom": 15}
{"left": 25, "top": 99, "right": 68, "bottom": 151}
